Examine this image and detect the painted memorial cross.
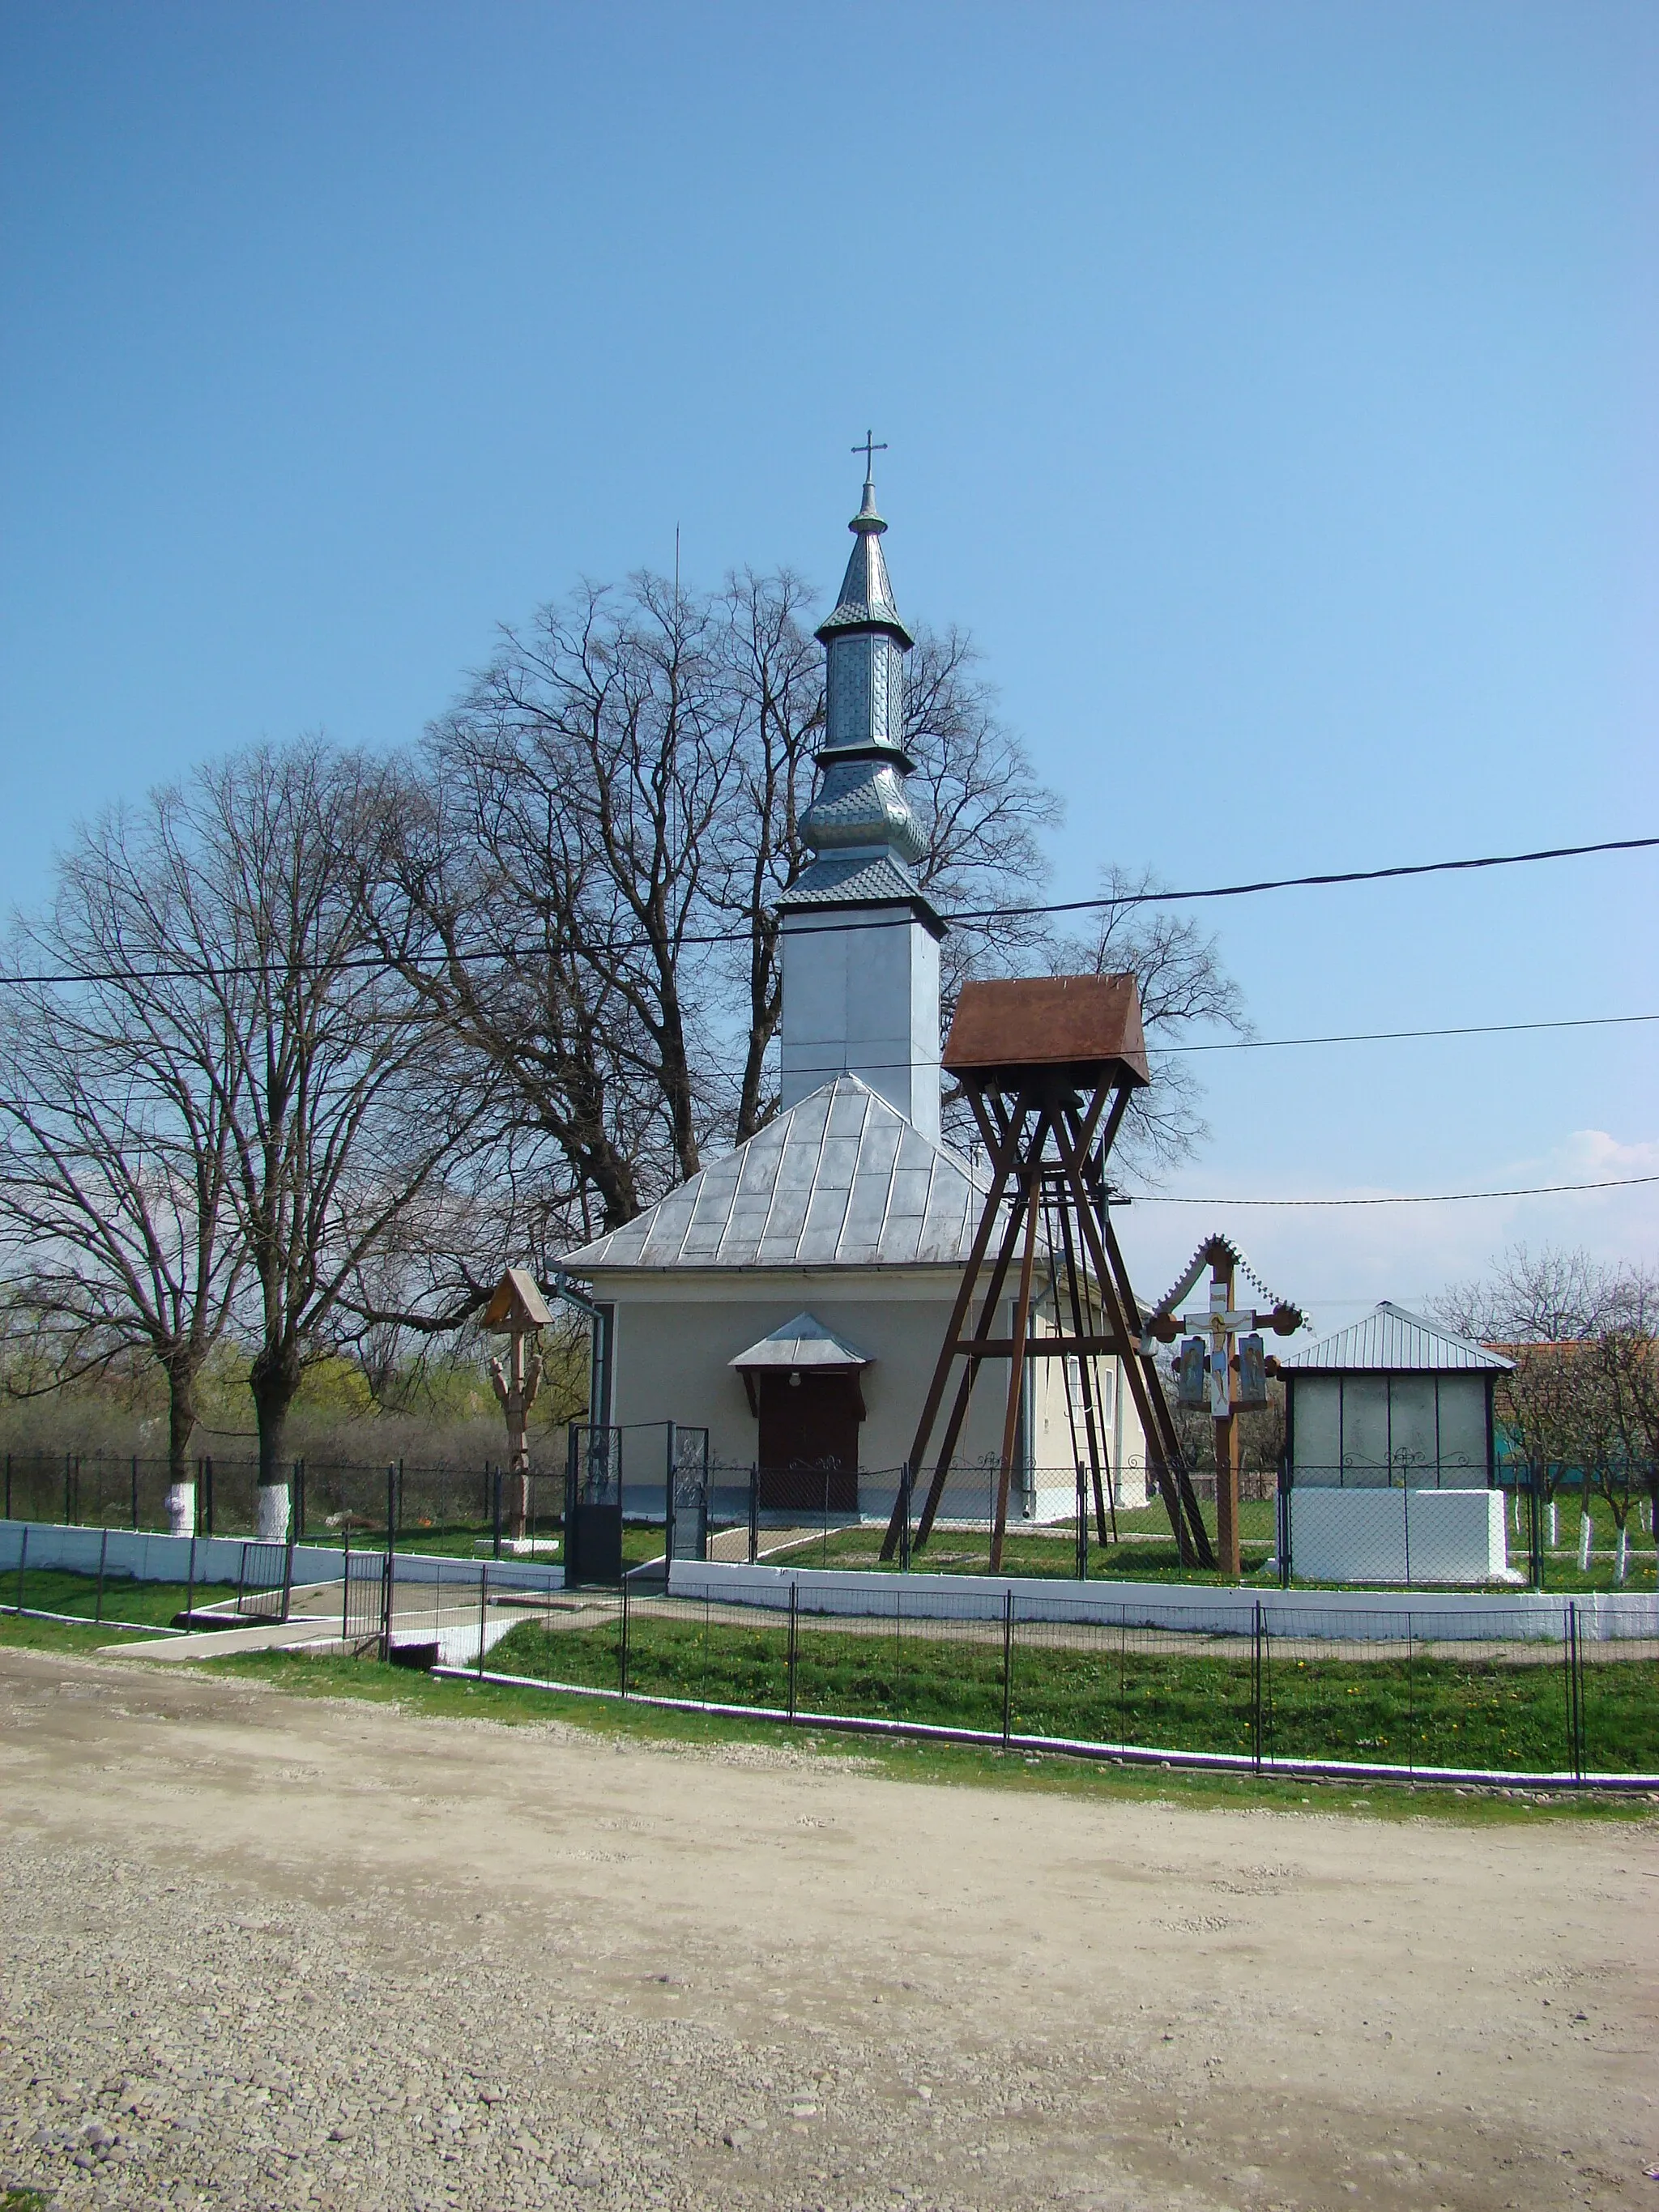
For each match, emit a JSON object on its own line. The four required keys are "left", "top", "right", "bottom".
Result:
{"left": 1141, "top": 1237, "right": 1306, "bottom": 1579}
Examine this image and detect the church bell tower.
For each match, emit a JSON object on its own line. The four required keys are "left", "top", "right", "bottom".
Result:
{"left": 778, "top": 459, "right": 945, "bottom": 1140}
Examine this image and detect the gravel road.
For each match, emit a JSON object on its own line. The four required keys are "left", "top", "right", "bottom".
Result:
{"left": 1, "top": 1644, "right": 1656, "bottom": 2212}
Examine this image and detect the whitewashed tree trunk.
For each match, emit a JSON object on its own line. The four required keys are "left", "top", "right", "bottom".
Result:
{"left": 1547, "top": 1501, "right": 1558, "bottom": 1549}
{"left": 256, "top": 1484, "right": 291, "bottom": 1542}
{"left": 1615, "top": 1524, "right": 1629, "bottom": 1583}
{"left": 164, "top": 1481, "right": 195, "bottom": 1538}
{"left": 1577, "top": 1513, "right": 1593, "bottom": 1572}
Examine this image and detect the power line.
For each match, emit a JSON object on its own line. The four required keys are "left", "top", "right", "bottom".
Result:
{"left": 0, "top": 831, "right": 1653, "bottom": 990}
{"left": 1164, "top": 1011, "right": 1659, "bottom": 1055}
{"left": 949, "top": 832, "right": 1659, "bottom": 923}
{"left": 1130, "top": 1174, "right": 1659, "bottom": 1208}
{"left": 776, "top": 1009, "right": 1659, "bottom": 1079}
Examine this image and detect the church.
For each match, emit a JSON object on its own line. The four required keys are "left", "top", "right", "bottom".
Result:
{"left": 558, "top": 467, "right": 1149, "bottom": 1521}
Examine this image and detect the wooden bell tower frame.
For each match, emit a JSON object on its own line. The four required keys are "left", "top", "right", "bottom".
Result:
{"left": 880, "top": 975, "right": 1214, "bottom": 1571}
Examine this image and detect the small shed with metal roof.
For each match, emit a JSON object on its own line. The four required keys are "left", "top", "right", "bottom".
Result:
{"left": 1278, "top": 1303, "right": 1516, "bottom": 1584}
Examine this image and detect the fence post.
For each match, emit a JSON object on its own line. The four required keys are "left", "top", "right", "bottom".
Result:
{"left": 476, "top": 1563, "right": 489, "bottom": 1680}
{"left": 1277, "top": 1458, "right": 1292, "bottom": 1588}
{"left": 378, "top": 1547, "right": 393, "bottom": 1664}
{"left": 204, "top": 1456, "right": 215, "bottom": 1539}
{"left": 64, "top": 1451, "right": 72, "bottom": 1527}
{"left": 1001, "top": 1591, "right": 1014, "bottom": 1749}
{"left": 341, "top": 1522, "right": 351, "bottom": 1643}
{"left": 492, "top": 1469, "right": 503, "bottom": 1561}
{"left": 386, "top": 1464, "right": 397, "bottom": 1554}
{"left": 620, "top": 1575, "right": 630, "bottom": 1698}
{"left": 185, "top": 1533, "right": 197, "bottom": 1626}
{"left": 787, "top": 1579, "right": 799, "bottom": 1722}
{"left": 1539, "top": 1468, "right": 1557, "bottom": 1592}
{"left": 280, "top": 1524, "right": 296, "bottom": 1626}
{"left": 1566, "top": 1600, "right": 1585, "bottom": 1782}
{"left": 898, "top": 1461, "right": 912, "bottom": 1574}
{"left": 1075, "top": 1461, "right": 1088, "bottom": 1581}
{"left": 748, "top": 1465, "right": 759, "bottom": 1566}
{"left": 131, "top": 1454, "right": 139, "bottom": 1532}
{"left": 15, "top": 1523, "right": 28, "bottom": 1613}
{"left": 396, "top": 1459, "right": 404, "bottom": 1544}
{"left": 1252, "top": 1600, "right": 1264, "bottom": 1772}
{"left": 296, "top": 1458, "right": 306, "bottom": 1541}
{"left": 95, "top": 1528, "right": 109, "bottom": 1624}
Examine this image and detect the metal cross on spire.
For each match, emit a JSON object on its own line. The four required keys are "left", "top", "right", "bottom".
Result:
{"left": 853, "top": 430, "right": 887, "bottom": 481}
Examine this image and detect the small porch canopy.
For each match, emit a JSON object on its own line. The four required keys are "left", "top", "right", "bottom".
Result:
{"left": 729, "top": 1311, "right": 873, "bottom": 1417}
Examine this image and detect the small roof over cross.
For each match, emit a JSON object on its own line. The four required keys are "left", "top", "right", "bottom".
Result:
{"left": 482, "top": 1266, "right": 552, "bottom": 1333}
{"left": 853, "top": 429, "right": 887, "bottom": 480}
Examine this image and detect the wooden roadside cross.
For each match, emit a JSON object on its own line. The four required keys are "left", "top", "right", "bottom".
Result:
{"left": 483, "top": 1268, "right": 553, "bottom": 1545}
{"left": 1141, "top": 1238, "right": 1305, "bottom": 1579}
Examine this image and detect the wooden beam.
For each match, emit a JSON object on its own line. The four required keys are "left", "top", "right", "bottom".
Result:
{"left": 955, "top": 1336, "right": 1128, "bottom": 1358}
{"left": 990, "top": 1178, "right": 1041, "bottom": 1574}
{"left": 880, "top": 1084, "right": 1033, "bottom": 1559}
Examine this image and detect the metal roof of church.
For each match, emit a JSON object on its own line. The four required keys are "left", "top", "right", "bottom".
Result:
{"left": 559, "top": 1076, "right": 993, "bottom": 1273}
{"left": 1281, "top": 1302, "right": 1512, "bottom": 1374}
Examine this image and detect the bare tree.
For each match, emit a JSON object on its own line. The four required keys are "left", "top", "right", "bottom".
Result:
{"left": 706, "top": 569, "right": 824, "bottom": 1143}
{"left": 905, "top": 624, "right": 1063, "bottom": 1006}
{"left": 1047, "top": 868, "right": 1251, "bottom": 1179}
{"left": 205, "top": 744, "right": 491, "bottom": 1519}
{"left": 0, "top": 799, "right": 247, "bottom": 1527}
{"left": 1431, "top": 1246, "right": 1650, "bottom": 1568}
{"left": 368, "top": 574, "right": 1068, "bottom": 1247}
{"left": 1434, "top": 1245, "right": 1620, "bottom": 1345}
{"left": 1598, "top": 1265, "right": 1659, "bottom": 1576}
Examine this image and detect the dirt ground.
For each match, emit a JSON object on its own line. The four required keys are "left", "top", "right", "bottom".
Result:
{"left": 1, "top": 1646, "right": 1656, "bottom": 2212}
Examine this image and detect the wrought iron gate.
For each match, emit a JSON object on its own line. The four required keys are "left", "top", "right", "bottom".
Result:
{"left": 235, "top": 1537, "right": 294, "bottom": 1622}
{"left": 565, "top": 1426, "right": 624, "bottom": 1586}
{"left": 664, "top": 1426, "right": 710, "bottom": 1563}
{"left": 341, "top": 1546, "right": 391, "bottom": 1655}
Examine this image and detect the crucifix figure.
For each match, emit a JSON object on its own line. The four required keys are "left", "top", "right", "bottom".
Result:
{"left": 853, "top": 430, "right": 888, "bottom": 479}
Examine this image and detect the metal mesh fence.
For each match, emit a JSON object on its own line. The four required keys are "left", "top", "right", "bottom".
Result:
{"left": 465, "top": 1585, "right": 1659, "bottom": 1786}
{"left": 7, "top": 1442, "right": 1655, "bottom": 1597}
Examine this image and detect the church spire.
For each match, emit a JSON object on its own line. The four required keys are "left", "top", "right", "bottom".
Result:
{"left": 814, "top": 454, "right": 915, "bottom": 758}
{"left": 786, "top": 454, "right": 934, "bottom": 900}
{"left": 776, "top": 452, "right": 945, "bottom": 1140}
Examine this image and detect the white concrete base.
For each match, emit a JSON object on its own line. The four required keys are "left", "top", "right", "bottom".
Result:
{"left": 255, "top": 1485, "right": 291, "bottom": 1542}
{"left": 164, "top": 1482, "right": 195, "bottom": 1538}
{"left": 1289, "top": 1486, "right": 1516, "bottom": 1585}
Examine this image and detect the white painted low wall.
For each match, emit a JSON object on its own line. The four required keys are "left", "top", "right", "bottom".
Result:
{"left": 1289, "top": 1487, "right": 1512, "bottom": 1586}
{"left": 0, "top": 1520, "right": 562, "bottom": 1595}
{"left": 666, "top": 1556, "right": 1659, "bottom": 1642}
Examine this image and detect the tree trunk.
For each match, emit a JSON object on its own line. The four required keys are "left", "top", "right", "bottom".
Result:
{"left": 165, "top": 1359, "right": 199, "bottom": 1488}
{"left": 249, "top": 1338, "right": 303, "bottom": 1536}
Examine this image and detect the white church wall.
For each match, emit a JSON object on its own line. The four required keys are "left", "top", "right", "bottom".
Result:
{"left": 1028, "top": 1340, "right": 1149, "bottom": 1511}
{"left": 594, "top": 1271, "right": 1145, "bottom": 1522}
{"left": 778, "top": 913, "right": 940, "bottom": 1141}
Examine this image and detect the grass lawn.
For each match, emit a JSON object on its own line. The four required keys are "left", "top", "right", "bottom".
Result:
{"left": 0, "top": 1566, "right": 239, "bottom": 1630}
{"left": 767, "top": 1507, "right": 1278, "bottom": 1583}
{"left": 211, "top": 1647, "right": 1654, "bottom": 1822}
{"left": 480, "top": 1608, "right": 1659, "bottom": 1777}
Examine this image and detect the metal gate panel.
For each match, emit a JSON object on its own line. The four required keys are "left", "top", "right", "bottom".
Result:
{"left": 565, "top": 1426, "right": 624, "bottom": 1586}
{"left": 236, "top": 1539, "right": 293, "bottom": 1622}
{"left": 342, "top": 1549, "right": 390, "bottom": 1650}
{"left": 665, "top": 1426, "right": 710, "bottom": 1562}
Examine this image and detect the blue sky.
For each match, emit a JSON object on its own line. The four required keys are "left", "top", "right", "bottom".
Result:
{"left": 2, "top": 1, "right": 1654, "bottom": 1319}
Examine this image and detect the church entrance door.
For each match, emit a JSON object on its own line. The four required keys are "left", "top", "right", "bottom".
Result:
{"left": 756, "top": 1371, "right": 861, "bottom": 1513}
